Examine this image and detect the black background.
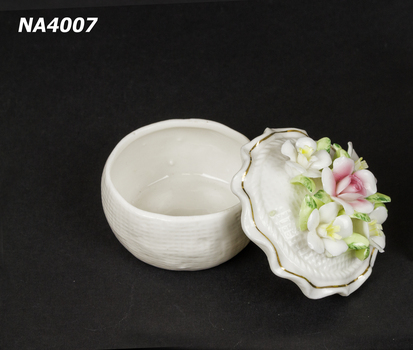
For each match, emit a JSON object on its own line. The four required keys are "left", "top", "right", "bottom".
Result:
{"left": 1, "top": 1, "right": 412, "bottom": 349}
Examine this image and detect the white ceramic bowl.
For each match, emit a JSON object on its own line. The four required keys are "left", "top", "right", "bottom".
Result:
{"left": 101, "top": 119, "right": 250, "bottom": 270}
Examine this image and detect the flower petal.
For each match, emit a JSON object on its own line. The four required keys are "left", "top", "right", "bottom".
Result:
{"left": 333, "top": 215, "right": 353, "bottom": 238}
{"left": 303, "top": 168, "right": 322, "bottom": 178}
{"left": 351, "top": 199, "right": 374, "bottom": 214}
{"left": 296, "top": 137, "right": 317, "bottom": 152}
{"left": 353, "top": 170, "right": 377, "bottom": 196}
{"left": 362, "top": 221, "right": 370, "bottom": 238}
{"left": 336, "top": 175, "right": 351, "bottom": 195}
{"left": 297, "top": 153, "right": 309, "bottom": 168}
{"left": 332, "top": 196, "right": 354, "bottom": 216}
{"left": 338, "top": 192, "right": 363, "bottom": 202}
{"left": 321, "top": 167, "right": 336, "bottom": 196}
{"left": 307, "top": 230, "right": 325, "bottom": 254}
{"left": 281, "top": 140, "right": 297, "bottom": 162}
{"left": 347, "top": 142, "right": 353, "bottom": 156}
{"left": 311, "top": 150, "right": 332, "bottom": 170}
{"left": 323, "top": 238, "right": 349, "bottom": 257}
{"left": 332, "top": 157, "right": 354, "bottom": 182}
{"left": 341, "top": 175, "right": 366, "bottom": 196}
{"left": 307, "top": 208, "right": 320, "bottom": 231}
{"left": 347, "top": 142, "right": 360, "bottom": 161}
{"left": 285, "top": 161, "right": 305, "bottom": 177}
{"left": 319, "top": 202, "right": 339, "bottom": 224}
{"left": 370, "top": 206, "right": 388, "bottom": 225}
{"left": 370, "top": 235, "right": 386, "bottom": 252}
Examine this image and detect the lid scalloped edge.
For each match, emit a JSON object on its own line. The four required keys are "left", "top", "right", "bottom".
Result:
{"left": 231, "top": 128, "right": 380, "bottom": 299}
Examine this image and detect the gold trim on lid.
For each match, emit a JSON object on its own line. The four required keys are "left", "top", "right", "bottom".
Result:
{"left": 241, "top": 130, "right": 374, "bottom": 289}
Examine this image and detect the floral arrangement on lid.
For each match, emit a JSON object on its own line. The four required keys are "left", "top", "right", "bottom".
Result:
{"left": 281, "top": 136, "right": 391, "bottom": 260}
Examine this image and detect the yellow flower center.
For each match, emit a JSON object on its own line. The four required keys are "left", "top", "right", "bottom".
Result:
{"left": 318, "top": 223, "right": 342, "bottom": 241}
{"left": 298, "top": 145, "right": 314, "bottom": 160}
{"left": 355, "top": 157, "right": 368, "bottom": 171}
{"left": 368, "top": 220, "right": 384, "bottom": 237}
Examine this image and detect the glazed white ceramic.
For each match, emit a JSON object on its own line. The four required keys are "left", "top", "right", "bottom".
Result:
{"left": 231, "top": 128, "right": 378, "bottom": 299}
{"left": 102, "top": 119, "right": 250, "bottom": 270}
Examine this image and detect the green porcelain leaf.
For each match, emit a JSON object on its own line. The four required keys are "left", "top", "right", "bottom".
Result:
{"left": 317, "top": 137, "right": 331, "bottom": 153}
{"left": 313, "top": 189, "right": 332, "bottom": 204}
{"left": 344, "top": 233, "right": 370, "bottom": 250}
{"left": 332, "top": 143, "right": 350, "bottom": 159}
{"left": 312, "top": 196, "right": 324, "bottom": 209}
{"left": 351, "top": 211, "right": 371, "bottom": 222}
{"left": 355, "top": 247, "right": 370, "bottom": 261}
{"left": 298, "top": 195, "right": 317, "bottom": 231}
{"left": 366, "top": 193, "right": 391, "bottom": 203}
{"left": 335, "top": 149, "right": 350, "bottom": 159}
{"left": 291, "top": 175, "right": 316, "bottom": 193}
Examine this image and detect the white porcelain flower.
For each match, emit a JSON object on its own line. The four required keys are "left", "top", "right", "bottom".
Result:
{"left": 281, "top": 137, "right": 332, "bottom": 178}
{"left": 307, "top": 202, "right": 353, "bottom": 257}
{"left": 353, "top": 206, "right": 387, "bottom": 252}
{"left": 347, "top": 142, "right": 358, "bottom": 161}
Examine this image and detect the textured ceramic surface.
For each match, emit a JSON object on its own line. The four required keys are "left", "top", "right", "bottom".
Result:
{"left": 102, "top": 119, "right": 250, "bottom": 271}
{"left": 231, "top": 128, "right": 379, "bottom": 299}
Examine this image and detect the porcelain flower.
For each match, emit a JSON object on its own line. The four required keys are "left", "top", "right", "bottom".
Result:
{"left": 322, "top": 157, "right": 377, "bottom": 215}
{"left": 346, "top": 142, "right": 369, "bottom": 171}
{"left": 307, "top": 202, "right": 353, "bottom": 256}
{"left": 281, "top": 137, "right": 332, "bottom": 178}
{"left": 347, "top": 142, "right": 358, "bottom": 161}
{"left": 353, "top": 206, "right": 387, "bottom": 252}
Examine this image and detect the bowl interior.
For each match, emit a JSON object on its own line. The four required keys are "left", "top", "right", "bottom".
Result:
{"left": 110, "top": 125, "right": 245, "bottom": 216}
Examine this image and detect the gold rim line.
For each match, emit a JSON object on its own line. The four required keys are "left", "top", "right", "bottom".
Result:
{"left": 241, "top": 130, "right": 374, "bottom": 290}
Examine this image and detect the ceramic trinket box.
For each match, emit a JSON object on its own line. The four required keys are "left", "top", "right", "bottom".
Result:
{"left": 102, "top": 119, "right": 390, "bottom": 299}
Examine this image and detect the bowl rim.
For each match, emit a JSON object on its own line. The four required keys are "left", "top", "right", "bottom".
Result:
{"left": 102, "top": 118, "right": 250, "bottom": 221}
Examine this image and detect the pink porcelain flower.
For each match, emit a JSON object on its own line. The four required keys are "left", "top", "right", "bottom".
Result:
{"left": 322, "top": 157, "right": 377, "bottom": 215}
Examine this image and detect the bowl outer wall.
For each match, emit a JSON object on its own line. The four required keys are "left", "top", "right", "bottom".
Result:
{"left": 101, "top": 119, "right": 250, "bottom": 270}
